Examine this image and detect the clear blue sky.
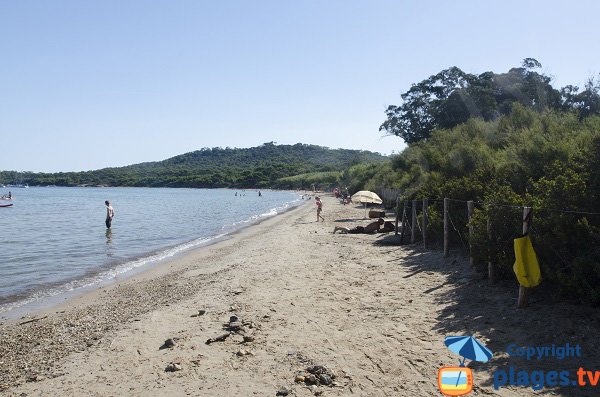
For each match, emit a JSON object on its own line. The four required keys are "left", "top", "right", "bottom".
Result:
{"left": 1, "top": 0, "right": 599, "bottom": 172}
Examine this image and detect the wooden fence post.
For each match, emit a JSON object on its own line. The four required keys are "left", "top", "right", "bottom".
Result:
{"left": 443, "top": 198, "right": 449, "bottom": 257}
{"left": 518, "top": 207, "right": 532, "bottom": 308}
{"left": 487, "top": 217, "right": 494, "bottom": 285}
{"left": 411, "top": 200, "right": 417, "bottom": 244}
{"left": 422, "top": 198, "right": 428, "bottom": 249}
{"left": 467, "top": 200, "right": 474, "bottom": 267}
{"left": 395, "top": 196, "right": 401, "bottom": 236}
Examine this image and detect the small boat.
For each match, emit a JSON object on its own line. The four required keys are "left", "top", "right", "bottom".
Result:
{"left": 0, "top": 197, "right": 12, "bottom": 200}
{"left": 0, "top": 203, "right": 13, "bottom": 208}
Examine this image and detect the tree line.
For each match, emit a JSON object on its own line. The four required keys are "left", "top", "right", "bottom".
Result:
{"left": 0, "top": 143, "right": 386, "bottom": 189}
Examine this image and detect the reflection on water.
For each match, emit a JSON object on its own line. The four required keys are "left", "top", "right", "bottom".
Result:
{"left": 105, "top": 229, "right": 113, "bottom": 256}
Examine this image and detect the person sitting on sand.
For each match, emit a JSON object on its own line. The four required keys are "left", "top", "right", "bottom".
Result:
{"left": 333, "top": 218, "right": 384, "bottom": 234}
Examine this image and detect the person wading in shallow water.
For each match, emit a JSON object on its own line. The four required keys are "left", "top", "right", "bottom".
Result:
{"left": 105, "top": 200, "right": 115, "bottom": 229}
{"left": 315, "top": 196, "right": 324, "bottom": 222}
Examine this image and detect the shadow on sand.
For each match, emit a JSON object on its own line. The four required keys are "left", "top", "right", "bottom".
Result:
{"left": 375, "top": 242, "right": 600, "bottom": 396}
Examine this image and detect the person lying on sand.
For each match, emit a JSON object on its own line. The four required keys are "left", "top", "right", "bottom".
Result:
{"left": 378, "top": 221, "right": 396, "bottom": 233}
{"left": 333, "top": 218, "right": 384, "bottom": 234}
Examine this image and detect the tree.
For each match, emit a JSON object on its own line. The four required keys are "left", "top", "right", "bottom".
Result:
{"left": 380, "top": 67, "right": 471, "bottom": 143}
{"left": 381, "top": 59, "right": 562, "bottom": 144}
{"left": 560, "top": 76, "right": 600, "bottom": 120}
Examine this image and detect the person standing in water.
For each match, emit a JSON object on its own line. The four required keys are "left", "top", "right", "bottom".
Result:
{"left": 105, "top": 200, "right": 115, "bottom": 229}
{"left": 315, "top": 196, "right": 324, "bottom": 222}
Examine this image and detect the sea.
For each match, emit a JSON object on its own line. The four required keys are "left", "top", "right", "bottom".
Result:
{"left": 0, "top": 187, "right": 304, "bottom": 319}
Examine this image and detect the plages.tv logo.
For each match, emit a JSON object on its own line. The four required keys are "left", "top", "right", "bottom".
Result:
{"left": 438, "top": 335, "right": 493, "bottom": 396}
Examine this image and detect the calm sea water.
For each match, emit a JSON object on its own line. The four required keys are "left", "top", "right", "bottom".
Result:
{"left": 0, "top": 187, "right": 302, "bottom": 317}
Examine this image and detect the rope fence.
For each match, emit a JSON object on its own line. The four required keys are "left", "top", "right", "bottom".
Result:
{"left": 393, "top": 195, "right": 600, "bottom": 308}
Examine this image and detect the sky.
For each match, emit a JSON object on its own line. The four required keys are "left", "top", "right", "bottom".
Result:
{"left": 1, "top": 0, "right": 599, "bottom": 172}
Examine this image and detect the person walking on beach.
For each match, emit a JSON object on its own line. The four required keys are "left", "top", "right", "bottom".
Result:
{"left": 105, "top": 200, "right": 115, "bottom": 229}
{"left": 315, "top": 196, "right": 324, "bottom": 222}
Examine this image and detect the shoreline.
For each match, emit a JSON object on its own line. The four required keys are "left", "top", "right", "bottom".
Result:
{"left": 35, "top": 197, "right": 309, "bottom": 321}
{"left": 0, "top": 192, "right": 307, "bottom": 321}
{"left": 0, "top": 197, "right": 313, "bottom": 392}
{"left": 3, "top": 195, "right": 600, "bottom": 396}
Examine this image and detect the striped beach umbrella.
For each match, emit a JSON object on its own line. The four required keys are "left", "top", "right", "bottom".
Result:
{"left": 444, "top": 335, "right": 493, "bottom": 364}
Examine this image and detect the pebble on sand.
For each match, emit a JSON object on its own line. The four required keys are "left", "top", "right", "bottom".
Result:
{"left": 190, "top": 309, "right": 206, "bottom": 317}
{"left": 165, "top": 362, "right": 183, "bottom": 372}
{"left": 159, "top": 338, "right": 178, "bottom": 350}
{"left": 275, "top": 386, "right": 290, "bottom": 396}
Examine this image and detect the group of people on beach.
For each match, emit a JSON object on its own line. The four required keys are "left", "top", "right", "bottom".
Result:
{"left": 315, "top": 196, "right": 395, "bottom": 234}
{"left": 104, "top": 193, "right": 391, "bottom": 234}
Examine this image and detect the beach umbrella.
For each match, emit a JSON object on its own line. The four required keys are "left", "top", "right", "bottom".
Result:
{"left": 444, "top": 335, "right": 493, "bottom": 365}
{"left": 351, "top": 190, "right": 383, "bottom": 204}
{"left": 351, "top": 190, "right": 382, "bottom": 218}
{"left": 444, "top": 335, "right": 493, "bottom": 390}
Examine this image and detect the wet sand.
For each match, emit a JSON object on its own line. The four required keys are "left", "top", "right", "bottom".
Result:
{"left": 2, "top": 195, "right": 600, "bottom": 396}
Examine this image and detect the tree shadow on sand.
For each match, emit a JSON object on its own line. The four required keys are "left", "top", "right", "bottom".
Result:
{"left": 376, "top": 244, "right": 600, "bottom": 396}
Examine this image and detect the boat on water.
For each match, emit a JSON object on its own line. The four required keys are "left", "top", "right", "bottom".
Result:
{"left": 0, "top": 203, "right": 13, "bottom": 208}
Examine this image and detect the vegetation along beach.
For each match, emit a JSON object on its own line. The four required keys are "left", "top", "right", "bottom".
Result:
{"left": 2, "top": 2, "right": 600, "bottom": 396}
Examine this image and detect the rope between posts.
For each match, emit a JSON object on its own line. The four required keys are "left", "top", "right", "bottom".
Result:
{"left": 539, "top": 208, "right": 600, "bottom": 216}
{"left": 451, "top": 199, "right": 600, "bottom": 215}
{"left": 447, "top": 210, "right": 469, "bottom": 251}
{"left": 415, "top": 214, "right": 423, "bottom": 233}
{"left": 402, "top": 207, "right": 413, "bottom": 233}
{"left": 446, "top": 198, "right": 470, "bottom": 203}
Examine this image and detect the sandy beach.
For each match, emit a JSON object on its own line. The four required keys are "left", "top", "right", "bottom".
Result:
{"left": 2, "top": 195, "right": 600, "bottom": 397}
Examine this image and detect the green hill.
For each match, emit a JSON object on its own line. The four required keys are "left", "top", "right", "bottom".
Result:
{"left": 0, "top": 142, "right": 387, "bottom": 189}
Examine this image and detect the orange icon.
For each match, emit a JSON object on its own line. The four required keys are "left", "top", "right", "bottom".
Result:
{"left": 438, "top": 366, "right": 473, "bottom": 396}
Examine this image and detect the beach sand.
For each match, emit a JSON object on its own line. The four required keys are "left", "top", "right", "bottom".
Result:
{"left": 2, "top": 195, "right": 600, "bottom": 396}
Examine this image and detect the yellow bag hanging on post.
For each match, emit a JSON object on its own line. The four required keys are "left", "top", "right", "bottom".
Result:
{"left": 513, "top": 235, "right": 542, "bottom": 288}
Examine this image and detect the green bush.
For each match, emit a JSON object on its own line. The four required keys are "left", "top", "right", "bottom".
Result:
{"left": 384, "top": 108, "right": 600, "bottom": 304}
